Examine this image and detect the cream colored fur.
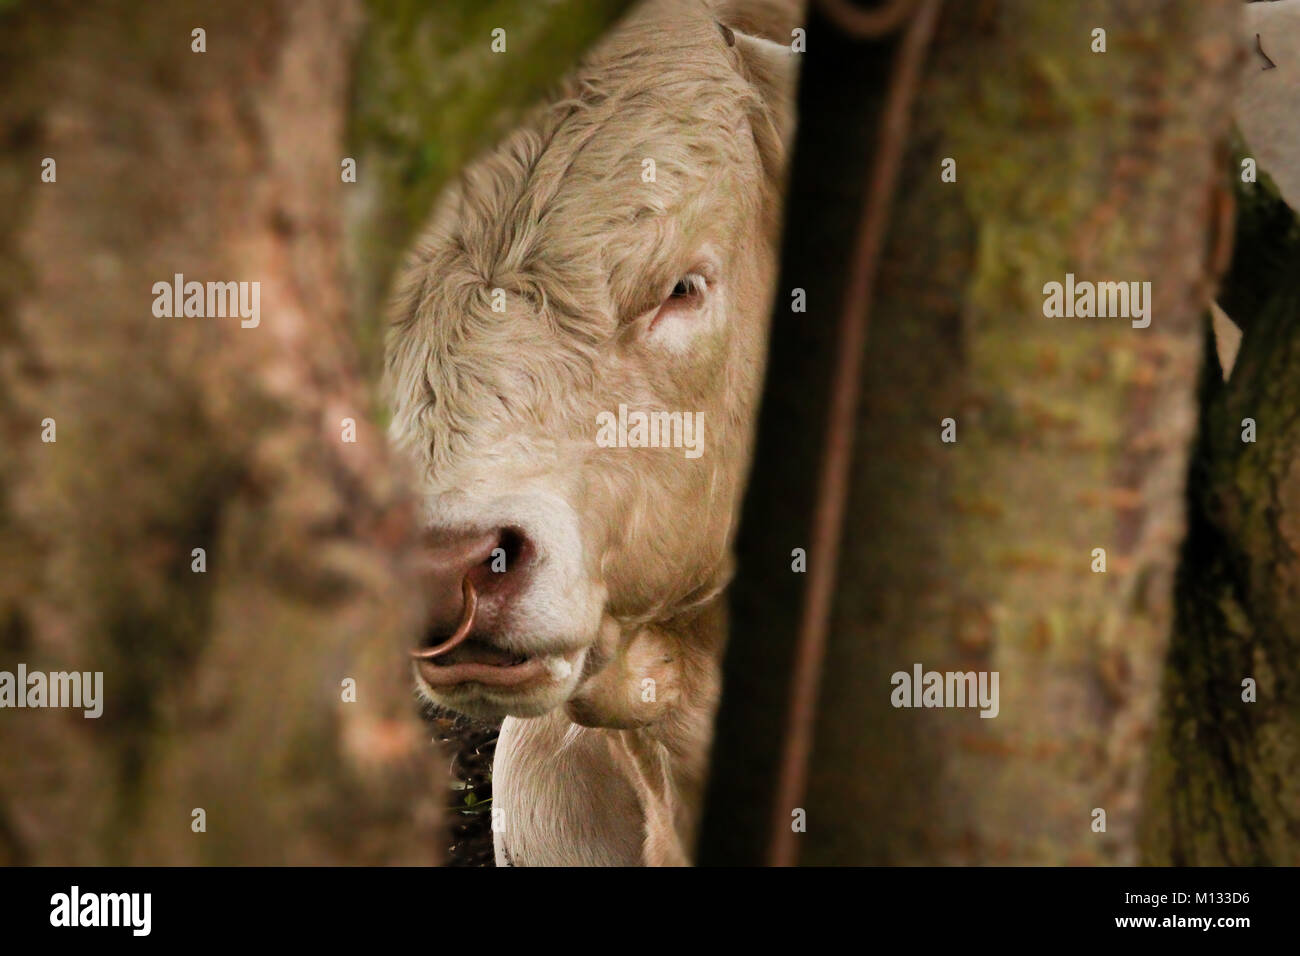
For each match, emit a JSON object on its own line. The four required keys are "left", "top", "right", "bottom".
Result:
{"left": 386, "top": 0, "right": 801, "bottom": 865}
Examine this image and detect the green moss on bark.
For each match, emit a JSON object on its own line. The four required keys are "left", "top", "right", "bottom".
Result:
{"left": 1141, "top": 171, "right": 1300, "bottom": 865}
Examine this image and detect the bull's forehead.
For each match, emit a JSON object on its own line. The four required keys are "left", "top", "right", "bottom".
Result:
{"left": 447, "top": 10, "right": 761, "bottom": 319}
{"left": 388, "top": 2, "right": 765, "bottom": 474}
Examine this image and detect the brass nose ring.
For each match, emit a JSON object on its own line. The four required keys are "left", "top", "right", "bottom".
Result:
{"left": 410, "top": 578, "right": 478, "bottom": 660}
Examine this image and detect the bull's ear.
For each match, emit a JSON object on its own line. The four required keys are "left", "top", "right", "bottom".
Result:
{"left": 729, "top": 28, "right": 799, "bottom": 147}
{"left": 717, "top": 22, "right": 800, "bottom": 194}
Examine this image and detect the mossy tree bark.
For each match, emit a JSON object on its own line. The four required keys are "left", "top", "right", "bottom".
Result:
{"left": 704, "top": 0, "right": 1240, "bottom": 865}
{"left": 0, "top": 0, "right": 444, "bottom": 865}
{"left": 1140, "top": 175, "right": 1300, "bottom": 866}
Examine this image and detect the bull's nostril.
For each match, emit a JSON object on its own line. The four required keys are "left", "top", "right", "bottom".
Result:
{"left": 411, "top": 578, "right": 478, "bottom": 660}
{"left": 495, "top": 527, "right": 531, "bottom": 573}
{"left": 418, "top": 525, "right": 531, "bottom": 644}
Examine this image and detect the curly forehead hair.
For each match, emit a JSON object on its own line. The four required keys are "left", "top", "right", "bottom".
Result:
{"left": 385, "top": 0, "right": 791, "bottom": 479}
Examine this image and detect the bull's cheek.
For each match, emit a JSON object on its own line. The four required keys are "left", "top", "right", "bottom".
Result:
{"left": 564, "top": 627, "right": 682, "bottom": 729}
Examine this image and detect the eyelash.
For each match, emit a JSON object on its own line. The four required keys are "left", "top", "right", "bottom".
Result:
{"left": 669, "top": 274, "right": 707, "bottom": 300}
{"left": 620, "top": 270, "right": 712, "bottom": 333}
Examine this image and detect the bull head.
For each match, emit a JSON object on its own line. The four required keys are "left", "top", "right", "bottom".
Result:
{"left": 386, "top": 0, "right": 798, "bottom": 728}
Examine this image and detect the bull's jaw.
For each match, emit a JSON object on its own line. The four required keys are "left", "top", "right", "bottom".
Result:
{"left": 564, "top": 622, "right": 684, "bottom": 730}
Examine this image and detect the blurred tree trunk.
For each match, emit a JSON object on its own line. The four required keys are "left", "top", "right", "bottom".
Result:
{"left": 0, "top": 0, "right": 440, "bottom": 865}
{"left": 703, "top": 0, "right": 1240, "bottom": 865}
{"left": 1140, "top": 175, "right": 1300, "bottom": 866}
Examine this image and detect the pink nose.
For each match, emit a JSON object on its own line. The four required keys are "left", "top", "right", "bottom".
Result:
{"left": 412, "top": 527, "right": 532, "bottom": 656}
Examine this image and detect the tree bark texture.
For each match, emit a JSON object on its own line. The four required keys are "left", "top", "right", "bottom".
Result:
{"left": 0, "top": 0, "right": 437, "bottom": 865}
{"left": 1140, "top": 170, "right": 1300, "bottom": 866}
{"left": 703, "top": 0, "right": 1241, "bottom": 865}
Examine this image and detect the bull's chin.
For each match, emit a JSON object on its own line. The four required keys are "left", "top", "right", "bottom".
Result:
{"left": 414, "top": 647, "right": 589, "bottom": 720}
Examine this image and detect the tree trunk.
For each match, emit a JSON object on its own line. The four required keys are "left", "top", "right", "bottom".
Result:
{"left": 1140, "top": 172, "right": 1300, "bottom": 866}
{"left": 0, "top": 0, "right": 439, "bottom": 865}
{"left": 702, "top": 0, "right": 1240, "bottom": 865}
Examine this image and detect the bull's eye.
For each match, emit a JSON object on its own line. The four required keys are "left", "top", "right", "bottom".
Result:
{"left": 643, "top": 263, "right": 716, "bottom": 336}
{"left": 670, "top": 274, "right": 707, "bottom": 302}
{"left": 651, "top": 274, "right": 707, "bottom": 330}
